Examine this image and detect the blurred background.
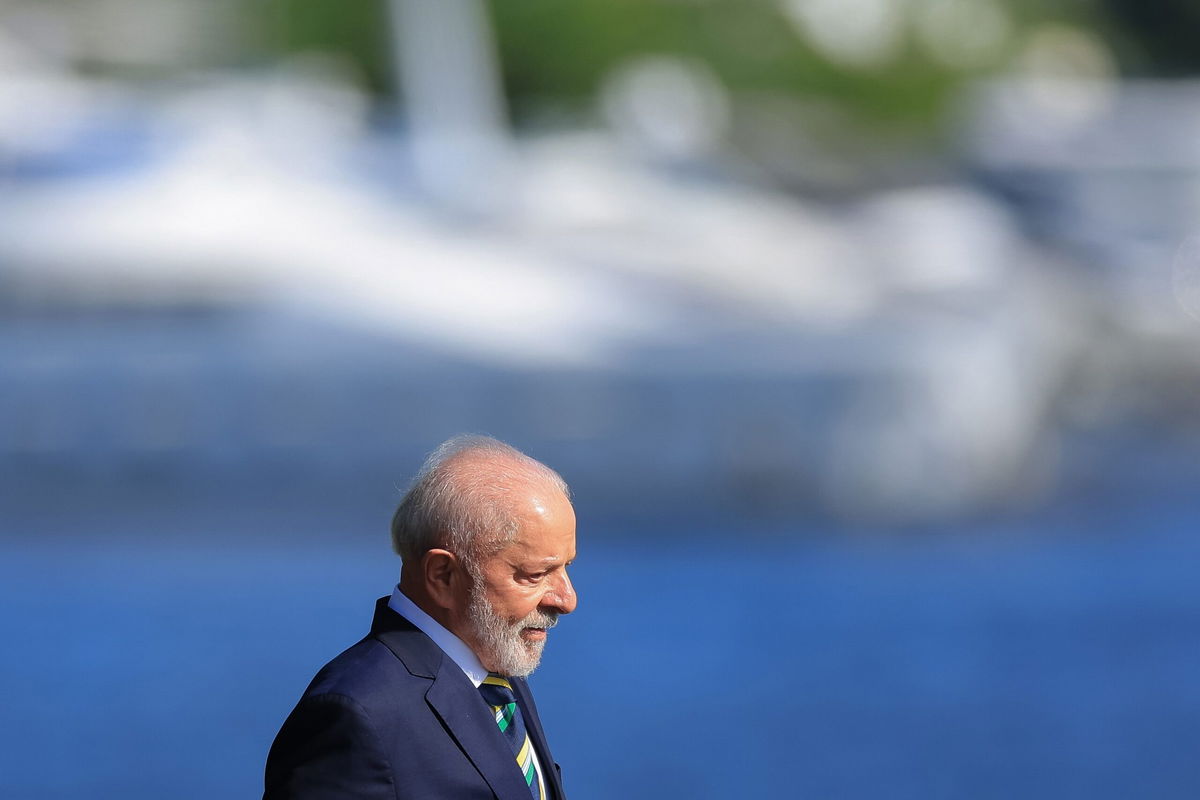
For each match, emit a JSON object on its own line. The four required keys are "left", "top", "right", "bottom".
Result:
{"left": 2, "top": 0, "right": 1199, "bottom": 797}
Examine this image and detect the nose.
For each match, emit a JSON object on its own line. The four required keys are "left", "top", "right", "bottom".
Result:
{"left": 543, "top": 569, "right": 577, "bottom": 615}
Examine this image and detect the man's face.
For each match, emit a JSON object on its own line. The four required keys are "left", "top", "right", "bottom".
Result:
{"left": 464, "top": 488, "right": 577, "bottom": 677}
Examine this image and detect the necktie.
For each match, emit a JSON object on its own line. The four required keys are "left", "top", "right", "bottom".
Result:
{"left": 479, "top": 673, "right": 544, "bottom": 799}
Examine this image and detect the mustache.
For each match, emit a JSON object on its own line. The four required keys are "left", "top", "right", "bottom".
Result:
{"left": 522, "top": 610, "right": 559, "bottom": 630}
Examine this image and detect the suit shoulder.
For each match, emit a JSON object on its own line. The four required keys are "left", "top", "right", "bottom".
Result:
{"left": 301, "top": 635, "right": 428, "bottom": 712}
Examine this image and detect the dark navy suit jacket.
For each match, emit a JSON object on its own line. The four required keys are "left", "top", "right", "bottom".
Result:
{"left": 264, "top": 598, "right": 566, "bottom": 800}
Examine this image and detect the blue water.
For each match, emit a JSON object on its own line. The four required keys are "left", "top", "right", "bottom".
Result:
{"left": 2, "top": 502, "right": 1198, "bottom": 799}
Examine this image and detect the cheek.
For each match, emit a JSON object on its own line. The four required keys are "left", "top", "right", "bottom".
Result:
{"left": 491, "top": 586, "right": 543, "bottom": 620}
{"left": 496, "top": 587, "right": 544, "bottom": 618}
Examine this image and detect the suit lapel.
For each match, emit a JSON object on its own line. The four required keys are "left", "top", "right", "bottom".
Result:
{"left": 513, "top": 678, "right": 565, "bottom": 800}
{"left": 426, "top": 661, "right": 534, "bottom": 800}
{"left": 370, "top": 598, "right": 561, "bottom": 800}
{"left": 371, "top": 600, "right": 531, "bottom": 800}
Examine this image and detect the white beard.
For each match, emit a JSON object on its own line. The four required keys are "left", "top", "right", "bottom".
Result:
{"left": 466, "top": 579, "right": 558, "bottom": 678}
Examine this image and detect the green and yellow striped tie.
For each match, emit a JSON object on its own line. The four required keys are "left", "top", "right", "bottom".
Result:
{"left": 479, "top": 673, "right": 544, "bottom": 799}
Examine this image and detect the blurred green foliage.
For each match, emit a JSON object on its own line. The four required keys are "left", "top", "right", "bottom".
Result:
{"left": 490, "top": 0, "right": 961, "bottom": 130}
{"left": 249, "top": 0, "right": 391, "bottom": 90}
{"left": 244, "top": 0, "right": 1159, "bottom": 142}
{"left": 246, "top": 0, "right": 984, "bottom": 132}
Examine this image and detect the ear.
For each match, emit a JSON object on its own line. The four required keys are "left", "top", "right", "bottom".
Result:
{"left": 421, "top": 548, "right": 465, "bottom": 611}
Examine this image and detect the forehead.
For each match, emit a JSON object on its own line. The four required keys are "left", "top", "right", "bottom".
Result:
{"left": 496, "top": 487, "right": 576, "bottom": 563}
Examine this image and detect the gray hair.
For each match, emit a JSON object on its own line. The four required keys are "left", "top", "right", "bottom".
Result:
{"left": 390, "top": 435, "right": 570, "bottom": 566}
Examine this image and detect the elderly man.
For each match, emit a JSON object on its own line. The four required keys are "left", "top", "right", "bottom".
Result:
{"left": 265, "top": 435, "right": 578, "bottom": 799}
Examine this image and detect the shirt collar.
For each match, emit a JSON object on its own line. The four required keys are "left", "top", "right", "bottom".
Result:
{"left": 387, "top": 584, "right": 489, "bottom": 688}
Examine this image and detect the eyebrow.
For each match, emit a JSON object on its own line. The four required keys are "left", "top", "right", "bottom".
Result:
{"left": 524, "top": 555, "right": 572, "bottom": 567}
